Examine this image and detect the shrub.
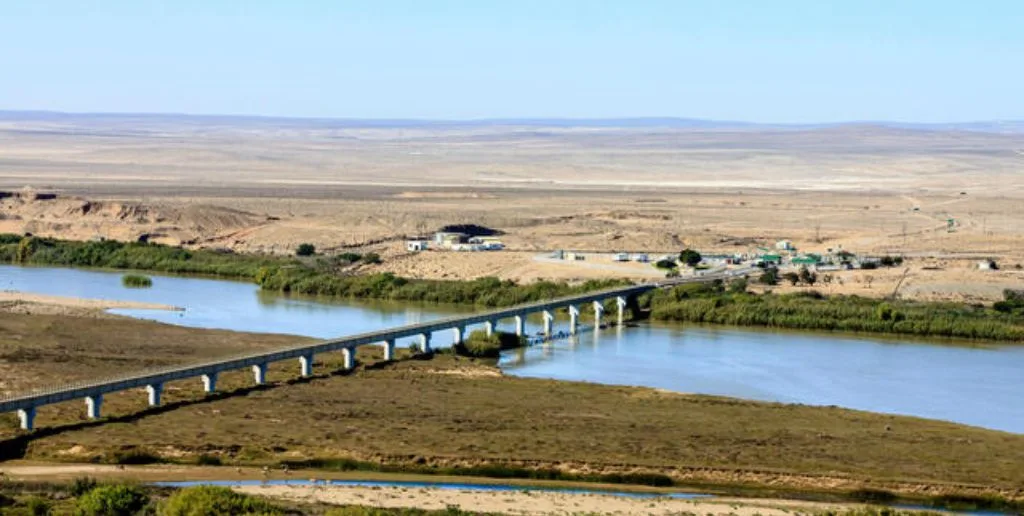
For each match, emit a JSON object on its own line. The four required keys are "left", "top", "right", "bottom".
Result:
{"left": 361, "top": 252, "right": 382, "bottom": 265}
{"left": 195, "top": 454, "right": 222, "bottom": 466}
{"left": 121, "top": 274, "right": 153, "bottom": 288}
{"left": 25, "top": 496, "right": 52, "bottom": 516}
{"left": 678, "top": 248, "right": 702, "bottom": 267}
{"left": 75, "top": 484, "right": 149, "bottom": 516}
{"left": 799, "top": 266, "right": 817, "bottom": 286}
{"left": 783, "top": 272, "right": 800, "bottom": 286}
{"left": 654, "top": 259, "right": 677, "bottom": 270}
{"left": 337, "top": 252, "right": 362, "bottom": 263}
{"left": 455, "top": 330, "right": 524, "bottom": 358}
{"left": 758, "top": 269, "right": 779, "bottom": 285}
{"left": 159, "top": 485, "right": 282, "bottom": 516}
{"left": 295, "top": 243, "right": 316, "bottom": 256}
{"left": 70, "top": 477, "right": 100, "bottom": 497}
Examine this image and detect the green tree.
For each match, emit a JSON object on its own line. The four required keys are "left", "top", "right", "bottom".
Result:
{"left": 75, "top": 485, "right": 149, "bottom": 516}
{"left": 799, "top": 266, "right": 817, "bottom": 286}
{"left": 678, "top": 249, "right": 702, "bottom": 267}
{"left": 727, "top": 277, "right": 749, "bottom": 294}
{"left": 295, "top": 243, "right": 316, "bottom": 257}
{"left": 15, "top": 236, "right": 37, "bottom": 263}
{"left": 758, "top": 268, "right": 779, "bottom": 286}
{"left": 783, "top": 271, "right": 800, "bottom": 286}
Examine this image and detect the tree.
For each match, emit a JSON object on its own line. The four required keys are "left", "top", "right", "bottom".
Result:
{"left": 783, "top": 271, "right": 800, "bottom": 286}
{"left": 295, "top": 243, "right": 316, "bottom": 257}
{"left": 678, "top": 249, "right": 702, "bottom": 268}
{"left": 654, "top": 258, "right": 678, "bottom": 270}
{"left": 758, "top": 268, "right": 779, "bottom": 286}
{"left": 75, "top": 485, "right": 149, "bottom": 516}
{"left": 727, "top": 277, "right": 748, "bottom": 294}
{"left": 798, "top": 266, "right": 817, "bottom": 286}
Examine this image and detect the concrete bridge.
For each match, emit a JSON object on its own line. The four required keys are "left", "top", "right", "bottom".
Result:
{"left": 1, "top": 272, "right": 743, "bottom": 431}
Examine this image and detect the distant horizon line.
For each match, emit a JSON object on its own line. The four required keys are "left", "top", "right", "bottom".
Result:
{"left": 1, "top": 108, "right": 1022, "bottom": 129}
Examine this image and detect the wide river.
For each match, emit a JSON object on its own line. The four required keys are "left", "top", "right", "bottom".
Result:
{"left": 3, "top": 265, "right": 1023, "bottom": 433}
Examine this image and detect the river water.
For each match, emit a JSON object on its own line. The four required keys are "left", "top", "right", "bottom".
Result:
{"left": 2, "top": 265, "right": 1023, "bottom": 433}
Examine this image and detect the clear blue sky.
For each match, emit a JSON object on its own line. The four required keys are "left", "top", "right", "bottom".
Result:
{"left": 1, "top": 1, "right": 1021, "bottom": 122}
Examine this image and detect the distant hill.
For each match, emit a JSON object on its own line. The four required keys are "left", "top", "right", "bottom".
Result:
{"left": 0, "top": 110, "right": 1021, "bottom": 133}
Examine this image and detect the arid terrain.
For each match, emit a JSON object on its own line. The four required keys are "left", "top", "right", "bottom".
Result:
{"left": 1, "top": 113, "right": 1023, "bottom": 303}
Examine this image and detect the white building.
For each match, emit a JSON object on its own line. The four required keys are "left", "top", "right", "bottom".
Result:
{"left": 406, "top": 240, "right": 429, "bottom": 252}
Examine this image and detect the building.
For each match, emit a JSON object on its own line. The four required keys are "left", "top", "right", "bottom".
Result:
{"left": 775, "top": 240, "right": 795, "bottom": 251}
{"left": 759, "top": 254, "right": 783, "bottom": 265}
{"left": 633, "top": 253, "right": 649, "bottom": 263}
{"left": 613, "top": 252, "right": 629, "bottom": 262}
{"left": 434, "top": 232, "right": 466, "bottom": 247}
{"left": 790, "top": 255, "right": 820, "bottom": 267}
{"left": 406, "top": 240, "right": 429, "bottom": 252}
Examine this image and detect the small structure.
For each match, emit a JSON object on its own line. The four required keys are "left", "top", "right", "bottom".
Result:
{"left": 978, "top": 260, "right": 998, "bottom": 271}
{"left": 760, "top": 254, "right": 783, "bottom": 265}
{"left": 613, "top": 252, "right": 629, "bottom": 262}
{"left": 791, "top": 254, "right": 822, "bottom": 267}
{"left": 775, "top": 240, "right": 795, "bottom": 251}
{"left": 633, "top": 253, "right": 649, "bottom": 263}
{"left": 406, "top": 240, "right": 429, "bottom": 252}
{"left": 434, "top": 232, "right": 466, "bottom": 247}
{"left": 552, "top": 249, "right": 565, "bottom": 260}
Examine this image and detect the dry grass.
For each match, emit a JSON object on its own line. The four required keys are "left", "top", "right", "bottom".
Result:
{"left": 0, "top": 313, "right": 1022, "bottom": 501}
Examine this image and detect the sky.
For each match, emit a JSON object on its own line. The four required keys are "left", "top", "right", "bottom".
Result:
{"left": 0, "top": 1, "right": 1022, "bottom": 123}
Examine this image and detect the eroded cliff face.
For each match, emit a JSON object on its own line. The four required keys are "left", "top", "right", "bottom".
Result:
{"left": 0, "top": 190, "right": 265, "bottom": 247}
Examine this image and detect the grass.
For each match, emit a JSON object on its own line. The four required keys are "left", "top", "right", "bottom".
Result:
{"left": 645, "top": 281, "right": 1024, "bottom": 342}
{"left": 121, "top": 273, "right": 153, "bottom": 288}
{"left": 0, "top": 313, "right": 1021, "bottom": 505}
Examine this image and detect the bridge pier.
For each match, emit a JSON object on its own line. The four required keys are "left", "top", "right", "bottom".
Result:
{"left": 382, "top": 339, "right": 395, "bottom": 361}
{"left": 86, "top": 395, "right": 103, "bottom": 419}
{"left": 420, "top": 333, "right": 432, "bottom": 354}
{"left": 299, "top": 355, "right": 314, "bottom": 377}
{"left": 252, "top": 363, "right": 268, "bottom": 385}
{"left": 514, "top": 315, "right": 525, "bottom": 336}
{"left": 593, "top": 301, "right": 605, "bottom": 328}
{"left": 146, "top": 383, "right": 163, "bottom": 407}
{"left": 616, "top": 296, "right": 627, "bottom": 326}
{"left": 342, "top": 348, "right": 355, "bottom": 370}
{"left": 201, "top": 373, "right": 218, "bottom": 393}
{"left": 542, "top": 310, "right": 554, "bottom": 337}
{"left": 452, "top": 327, "right": 465, "bottom": 345}
{"left": 568, "top": 305, "right": 580, "bottom": 335}
{"left": 18, "top": 407, "right": 35, "bottom": 431}
{"left": 484, "top": 320, "right": 496, "bottom": 337}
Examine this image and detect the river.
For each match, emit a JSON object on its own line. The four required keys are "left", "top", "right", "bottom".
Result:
{"left": 2, "top": 265, "right": 1023, "bottom": 433}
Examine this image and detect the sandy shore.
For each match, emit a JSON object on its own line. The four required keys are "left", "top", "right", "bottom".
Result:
{"left": 237, "top": 484, "right": 853, "bottom": 516}
{"left": 0, "top": 291, "right": 180, "bottom": 316}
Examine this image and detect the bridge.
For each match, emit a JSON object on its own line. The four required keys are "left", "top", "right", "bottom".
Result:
{"left": 0, "top": 271, "right": 744, "bottom": 431}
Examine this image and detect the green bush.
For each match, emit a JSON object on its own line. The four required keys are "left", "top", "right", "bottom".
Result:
{"left": 25, "top": 496, "right": 53, "bottom": 516}
{"left": 121, "top": 274, "right": 153, "bottom": 288}
{"left": 361, "top": 252, "right": 382, "bottom": 265}
{"left": 654, "top": 259, "right": 677, "bottom": 270}
{"left": 295, "top": 243, "right": 316, "bottom": 256}
{"left": 679, "top": 248, "right": 702, "bottom": 267}
{"left": 75, "top": 484, "right": 149, "bottom": 516}
{"left": 649, "top": 288, "right": 1024, "bottom": 342}
{"left": 159, "top": 485, "right": 282, "bottom": 516}
{"left": 337, "top": 252, "right": 362, "bottom": 263}
{"left": 195, "top": 454, "right": 222, "bottom": 466}
{"left": 69, "top": 477, "right": 99, "bottom": 497}
{"left": 455, "top": 330, "right": 525, "bottom": 358}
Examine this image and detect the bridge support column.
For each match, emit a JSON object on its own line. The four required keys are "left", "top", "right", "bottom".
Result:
{"left": 252, "top": 363, "right": 268, "bottom": 385}
{"left": 452, "top": 327, "right": 465, "bottom": 345}
{"left": 342, "top": 348, "right": 355, "bottom": 370}
{"left": 542, "top": 310, "right": 554, "bottom": 337}
{"left": 86, "top": 395, "right": 103, "bottom": 419}
{"left": 420, "top": 333, "right": 432, "bottom": 354}
{"left": 146, "top": 383, "right": 163, "bottom": 407}
{"left": 382, "top": 339, "right": 395, "bottom": 361}
{"left": 514, "top": 315, "right": 525, "bottom": 336}
{"left": 201, "top": 373, "right": 218, "bottom": 393}
{"left": 299, "top": 355, "right": 314, "bottom": 377}
{"left": 485, "top": 320, "right": 496, "bottom": 337}
{"left": 568, "top": 305, "right": 580, "bottom": 335}
{"left": 17, "top": 407, "right": 35, "bottom": 431}
{"left": 616, "top": 296, "right": 627, "bottom": 326}
{"left": 593, "top": 301, "right": 605, "bottom": 328}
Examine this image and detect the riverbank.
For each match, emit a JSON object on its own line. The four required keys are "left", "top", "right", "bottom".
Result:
{"left": 0, "top": 290, "right": 179, "bottom": 316}
{"left": 1, "top": 312, "right": 1022, "bottom": 507}
{"left": 5, "top": 236, "right": 1024, "bottom": 344}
